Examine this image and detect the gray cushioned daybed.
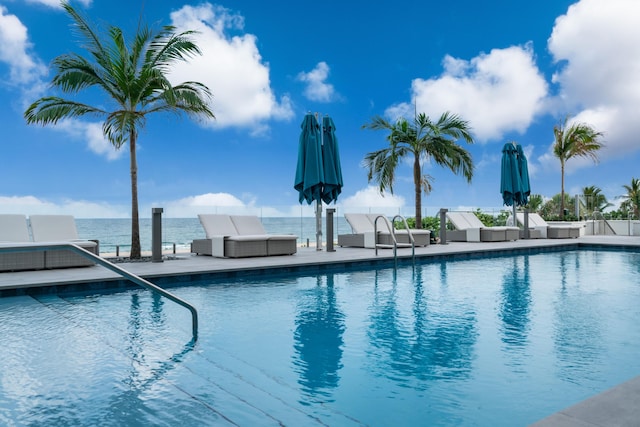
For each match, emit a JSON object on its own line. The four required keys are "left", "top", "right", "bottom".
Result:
{"left": 338, "top": 213, "right": 430, "bottom": 248}
{"left": 515, "top": 212, "right": 581, "bottom": 239}
{"left": 192, "top": 214, "right": 297, "bottom": 258}
{"left": 446, "top": 211, "right": 519, "bottom": 242}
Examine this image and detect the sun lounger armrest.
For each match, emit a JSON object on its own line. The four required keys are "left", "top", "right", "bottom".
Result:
{"left": 466, "top": 228, "right": 481, "bottom": 242}
{"left": 364, "top": 231, "right": 376, "bottom": 248}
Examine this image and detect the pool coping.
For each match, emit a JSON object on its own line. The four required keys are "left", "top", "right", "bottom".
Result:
{"left": 1, "top": 236, "right": 632, "bottom": 296}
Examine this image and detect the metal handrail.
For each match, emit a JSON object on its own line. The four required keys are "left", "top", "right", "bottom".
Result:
{"left": 391, "top": 215, "right": 416, "bottom": 261}
{"left": 0, "top": 242, "right": 198, "bottom": 340}
{"left": 590, "top": 211, "right": 616, "bottom": 236}
{"left": 371, "top": 215, "right": 415, "bottom": 265}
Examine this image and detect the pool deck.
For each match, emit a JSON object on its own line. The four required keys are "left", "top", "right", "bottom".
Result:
{"left": 1, "top": 234, "right": 639, "bottom": 426}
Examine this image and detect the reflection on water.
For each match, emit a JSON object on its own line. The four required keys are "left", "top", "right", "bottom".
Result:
{"left": 293, "top": 274, "right": 346, "bottom": 399}
{"left": 500, "top": 257, "right": 531, "bottom": 349}
{"left": 367, "top": 267, "right": 477, "bottom": 386}
{"left": 105, "top": 292, "right": 196, "bottom": 425}
{"left": 553, "top": 252, "right": 604, "bottom": 384}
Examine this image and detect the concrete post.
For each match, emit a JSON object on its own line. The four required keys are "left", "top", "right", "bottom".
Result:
{"left": 326, "top": 208, "right": 336, "bottom": 252}
{"left": 439, "top": 208, "right": 448, "bottom": 244}
{"left": 152, "top": 207, "right": 163, "bottom": 263}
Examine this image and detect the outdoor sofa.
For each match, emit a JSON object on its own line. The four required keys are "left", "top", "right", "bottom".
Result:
{"left": 446, "top": 211, "right": 519, "bottom": 242}
{"left": 515, "top": 212, "right": 581, "bottom": 239}
{"left": 192, "top": 214, "right": 297, "bottom": 258}
{"left": 0, "top": 214, "right": 97, "bottom": 271}
{"left": 338, "top": 213, "right": 430, "bottom": 248}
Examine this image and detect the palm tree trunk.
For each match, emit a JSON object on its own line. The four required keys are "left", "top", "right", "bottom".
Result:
{"left": 130, "top": 130, "right": 141, "bottom": 259}
{"left": 560, "top": 161, "right": 565, "bottom": 220}
{"left": 414, "top": 155, "right": 422, "bottom": 229}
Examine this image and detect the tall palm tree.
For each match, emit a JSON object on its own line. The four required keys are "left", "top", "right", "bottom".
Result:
{"left": 24, "top": 2, "right": 214, "bottom": 259}
{"left": 552, "top": 116, "right": 604, "bottom": 219}
{"left": 362, "top": 112, "right": 474, "bottom": 228}
{"left": 580, "top": 185, "right": 611, "bottom": 218}
{"left": 621, "top": 178, "right": 640, "bottom": 219}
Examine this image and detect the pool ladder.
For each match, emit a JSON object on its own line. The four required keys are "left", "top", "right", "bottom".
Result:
{"left": 371, "top": 214, "right": 416, "bottom": 264}
{"left": 0, "top": 243, "right": 198, "bottom": 341}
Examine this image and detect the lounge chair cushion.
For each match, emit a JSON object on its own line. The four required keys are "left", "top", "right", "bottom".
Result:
{"left": 230, "top": 215, "right": 267, "bottom": 235}
{"left": 198, "top": 214, "right": 239, "bottom": 238}
{"left": 0, "top": 214, "right": 31, "bottom": 242}
{"left": 0, "top": 215, "right": 45, "bottom": 271}
{"left": 345, "top": 213, "right": 376, "bottom": 233}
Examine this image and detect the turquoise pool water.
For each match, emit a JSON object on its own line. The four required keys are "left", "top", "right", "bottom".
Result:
{"left": 1, "top": 249, "right": 640, "bottom": 426}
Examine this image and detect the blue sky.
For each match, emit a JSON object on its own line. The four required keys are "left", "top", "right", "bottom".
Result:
{"left": 1, "top": 0, "right": 639, "bottom": 218}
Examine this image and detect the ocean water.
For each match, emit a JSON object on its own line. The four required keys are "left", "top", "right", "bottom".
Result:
{"left": 75, "top": 217, "right": 351, "bottom": 254}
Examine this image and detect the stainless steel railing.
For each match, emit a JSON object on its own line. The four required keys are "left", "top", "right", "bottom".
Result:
{"left": 0, "top": 242, "right": 198, "bottom": 341}
{"left": 371, "top": 214, "right": 416, "bottom": 265}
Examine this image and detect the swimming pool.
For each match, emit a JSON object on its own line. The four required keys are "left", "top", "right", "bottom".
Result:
{"left": 1, "top": 248, "right": 639, "bottom": 426}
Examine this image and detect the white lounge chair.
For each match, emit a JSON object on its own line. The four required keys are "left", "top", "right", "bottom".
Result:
{"left": 338, "top": 213, "right": 430, "bottom": 248}
{"left": 0, "top": 214, "right": 45, "bottom": 271}
{"left": 446, "top": 211, "right": 519, "bottom": 242}
{"left": 515, "top": 212, "right": 580, "bottom": 239}
{"left": 192, "top": 214, "right": 297, "bottom": 258}
{"left": 29, "top": 215, "right": 98, "bottom": 268}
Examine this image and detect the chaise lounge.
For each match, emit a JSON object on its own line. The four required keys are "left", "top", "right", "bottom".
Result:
{"left": 338, "top": 213, "right": 430, "bottom": 248}
{"left": 192, "top": 214, "right": 297, "bottom": 258}
{"left": 0, "top": 214, "right": 46, "bottom": 272}
{"left": 446, "top": 211, "right": 519, "bottom": 242}
{"left": 515, "top": 212, "right": 581, "bottom": 239}
{"left": 29, "top": 215, "right": 98, "bottom": 268}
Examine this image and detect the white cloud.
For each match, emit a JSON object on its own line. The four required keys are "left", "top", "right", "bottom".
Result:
{"left": 548, "top": 0, "right": 640, "bottom": 159}
{"left": 167, "top": 3, "right": 294, "bottom": 132}
{"left": 340, "top": 186, "right": 406, "bottom": 215}
{"left": 54, "top": 119, "right": 122, "bottom": 160}
{"left": 0, "top": 195, "right": 127, "bottom": 218}
{"left": 386, "top": 44, "right": 548, "bottom": 142}
{"left": 0, "top": 6, "right": 48, "bottom": 88}
{"left": 297, "top": 61, "right": 338, "bottom": 103}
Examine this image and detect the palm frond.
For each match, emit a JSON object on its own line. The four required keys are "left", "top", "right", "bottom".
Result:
{"left": 24, "top": 97, "right": 106, "bottom": 125}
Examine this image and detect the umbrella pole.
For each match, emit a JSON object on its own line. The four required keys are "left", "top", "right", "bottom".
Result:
{"left": 316, "top": 201, "right": 323, "bottom": 251}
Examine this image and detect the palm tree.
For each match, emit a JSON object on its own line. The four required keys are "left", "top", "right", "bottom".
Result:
{"left": 362, "top": 112, "right": 474, "bottom": 228}
{"left": 527, "top": 194, "right": 544, "bottom": 213}
{"left": 552, "top": 116, "right": 604, "bottom": 219}
{"left": 540, "top": 193, "right": 575, "bottom": 220}
{"left": 581, "top": 185, "right": 611, "bottom": 218}
{"left": 24, "top": 2, "right": 214, "bottom": 259}
{"left": 621, "top": 178, "right": 640, "bottom": 219}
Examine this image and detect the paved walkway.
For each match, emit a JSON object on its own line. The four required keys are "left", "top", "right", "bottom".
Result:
{"left": 1, "top": 235, "right": 640, "bottom": 426}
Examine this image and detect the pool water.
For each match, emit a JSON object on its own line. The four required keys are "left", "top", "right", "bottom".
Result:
{"left": 1, "top": 249, "right": 640, "bottom": 426}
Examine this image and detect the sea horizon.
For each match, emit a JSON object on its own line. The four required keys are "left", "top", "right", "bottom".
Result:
{"left": 75, "top": 216, "right": 353, "bottom": 255}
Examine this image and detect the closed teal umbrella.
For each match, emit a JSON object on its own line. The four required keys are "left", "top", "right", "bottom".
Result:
{"left": 321, "top": 116, "right": 343, "bottom": 204}
{"left": 295, "top": 114, "right": 324, "bottom": 205}
{"left": 515, "top": 144, "right": 530, "bottom": 205}
{"left": 501, "top": 142, "right": 530, "bottom": 222}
